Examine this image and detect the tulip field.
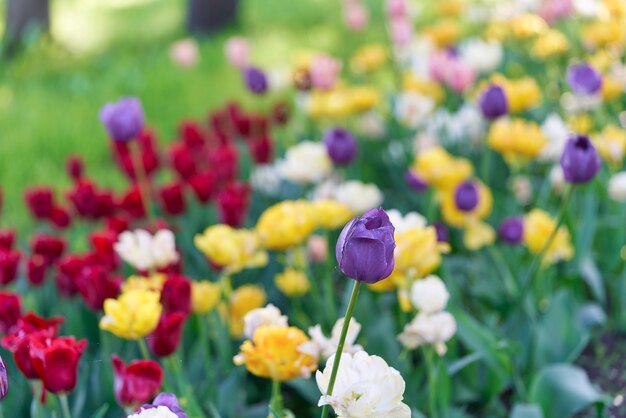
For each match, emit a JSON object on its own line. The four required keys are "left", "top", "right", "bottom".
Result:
{"left": 2, "top": 0, "right": 626, "bottom": 417}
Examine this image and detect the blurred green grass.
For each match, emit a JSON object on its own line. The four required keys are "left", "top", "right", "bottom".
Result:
{"left": 0, "top": 0, "right": 373, "bottom": 232}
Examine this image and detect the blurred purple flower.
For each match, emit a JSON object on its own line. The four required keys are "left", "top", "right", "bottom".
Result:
{"left": 567, "top": 63, "right": 602, "bottom": 95}
{"left": 99, "top": 97, "right": 145, "bottom": 142}
{"left": 498, "top": 217, "right": 524, "bottom": 245}
{"left": 559, "top": 134, "right": 601, "bottom": 184}
{"left": 324, "top": 127, "right": 358, "bottom": 166}
{"left": 478, "top": 85, "right": 508, "bottom": 120}
{"left": 243, "top": 67, "right": 268, "bottom": 95}
{"left": 454, "top": 181, "right": 479, "bottom": 212}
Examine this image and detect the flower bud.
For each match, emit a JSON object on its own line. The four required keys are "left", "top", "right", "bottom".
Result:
{"left": 112, "top": 355, "right": 163, "bottom": 409}
{"left": 567, "top": 63, "right": 602, "bottom": 95}
{"left": 65, "top": 155, "right": 84, "bottom": 180}
{"left": 454, "top": 181, "right": 479, "bottom": 212}
{"left": 243, "top": 67, "right": 268, "bottom": 95}
{"left": 99, "top": 97, "right": 145, "bottom": 142}
{"left": 498, "top": 217, "right": 524, "bottom": 245}
{"left": 323, "top": 127, "right": 358, "bottom": 166}
{"left": 559, "top": 134, "right": 601, "bottom": 184}
{"left": 478, "top": 84, "right": 508, "bottom": 120}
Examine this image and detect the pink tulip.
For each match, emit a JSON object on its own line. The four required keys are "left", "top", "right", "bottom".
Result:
{"left": 389, "top": 16, "right": 413, "bottom": 45}
{"left": 344, "top": 2, "right": 369, "bottom": 31}
{"left": 428, "top": 50, "right": 453, "bottom": 82}
{"left": 225, "top": 37, "right": 250, "bottom": 69}
{"left": 169, "top": 39, "right": 199, "bottom": 69}
{"left": 310, "top": 54, "right": 342, "bottom": 90}
{"left": 538, "top": 0, "right": 573, "bottom": 23}
{"left": 447, "top": 60, "right": 476, "bottom": 92}
{"left": 386, "top": 0, "right": 408, "bottom": 17}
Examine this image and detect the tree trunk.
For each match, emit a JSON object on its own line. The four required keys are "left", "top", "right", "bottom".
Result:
{"left": 186, "top": 0, "right": 239, "bottom": 35}
{"left": 5, "top": 0, "right": 50, "bottom": 43}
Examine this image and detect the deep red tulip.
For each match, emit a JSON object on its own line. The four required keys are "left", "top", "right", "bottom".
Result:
{"left": 141, "top": 148, "right": 160, "bottom": 178}
{"left": 31, "top": 234, "right": 66, "bottom": 267}
{"left": 210, "top": 109, "right": 235, "bottom": 137}
{"left": 89, "top": 230, "right": 119, "bottom": 269}
{"left": 106, "top": 216, "right": 131, "bottom": 235}
{"left": 272, "top": 102, "right": 290, "bottom": 125}
{"left": 95, "top": 190, "right": 116, "bottom": 218}
{"left": 50, "top": 206, "right": 71, "bottom": 229}
{"left": 30, "top": 336, "right": 87, "bottom": 394}
{"left": 179, "top": 121, "right": 206, "bottom": 150}
{"left": 65, "top": 155, "right": 84, "bottom": 180}
{"left": 169, "top": 144, "right": 197, "bottom": 180}
{"left": 248, "top": 114, "right": 269, "bottom": 138}
{"left": 0, "top": 230, "right": 15, "bottom": 251}
{"left": 24, "top": 187, "right": 55, "bottom": 220}
{"left": 161, "top": 275, "right": 191, "bottom": 314}
{"left": 0, "top": 292, "right": 22, "bottom": 334}
{"left": 188, "top": 170, "right": 216, "bottom": 203}
{"left": 74, "top": 264, "right": 121, "bottom": 311}
{"left": 55, "top": 255, "right": 84, "bottom": 297}
{"left": 209, "top": 144, "right": 238, "bottom": 182}
{"left": 0, "top": 250, "right": 20, "bottom": 286}
{"left": 217, "top": 182, "right": 250, "bottom": 227}
{"left": 27, "top": 255, "right": 47, "bottom": 286}
{"left": 249, "top": 134, "right": 273, "bottom": 164}
{"left": 112, "top": 355, "right": 163, "bottom": 408}
{"left": 67, "top": 180, "right": 99, "bottom": 219}
{"left": 118, "top": 186, "right": 146, "bottom": 219}
{"left": 159, "top": 183, "right": 186, "bottom": 216}
{"left": 147, "top": 312, "right": 186, "bottom": 357}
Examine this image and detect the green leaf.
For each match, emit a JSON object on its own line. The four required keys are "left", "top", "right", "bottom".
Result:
{"left": 87, "top": 404, "right": 109, "bottom": 418}
{"left": 285, "top": 378, "right": 320, "bottom": 404}
{"left": 510, "top": 403, "right": 543, "bottom": 418}
{"left": 580, "top": 256, "right": 606, "bottom": 305}
{"left": 529, "top": 364, "right": 606, "bottom": 417}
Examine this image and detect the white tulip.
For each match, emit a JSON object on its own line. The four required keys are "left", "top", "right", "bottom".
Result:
{"left": 398, "top": 311, "right": 457, "bottom": 355}
{"left": 609, "top": 172, "right": 626, "bottom": 202}
{"left": 387, "top": 209, "right": 427, "bottom": 234}
{"left": 549, "top": 165, "right": 566, "bottom": 194}
{"left": 299, "top": 317, "right": 363, "bottom": 360}
{"left": 277, "top": 141, "right": 333, "bottom": 184}
{"left": 460, "top": 38, "right": 503, "bottom": 74}
{"left": 127, "top": 406, "right": 178, "bottom": 418}
{"left": 332, "top": 180, "right": 383, "bottom": 214}
{"left": 316, "top": 351, "right": 411, "bottom": 418}
{"left": 243, "top": 304, "right": 288, "bottom": 340}
{"left": 539, "top": 113, "right": 569, "bottom": 162}
{"left": 114, "top": 229, "right": 178, "bottom": 272}
{"left": 395, "top": 91, "right": 435, "bottom": 128}
{"left": 410, "top": 275, "right": 450, "bottom": 313}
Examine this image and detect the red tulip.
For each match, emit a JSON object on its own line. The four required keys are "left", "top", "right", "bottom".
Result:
{"left": 159, "top": 183, "right": 186, "bottom": 216}
{"left": 248, "top": 114, "right": 269, "bottom": 138}
{"left": 55, "top": 255, "right": 84, "bottom": 297}
{"left": 65, "top": 155, "right": 84, "bottom": 180}
{"left": 210, "top": 109, "right": 235, "bottom": 137}
{"left": 0, "top": 250, "right": 20, "bottom": 286}
{"left": 147, "top": 312, "right": 186, "bottom": 357}
{"left": 179, "top": 121, "right": 205, "bottom": 150}
{"left": 106, "top": 216, "right": 131, "bottom": 235}
{"left": 95, "top": 190, "right": 116, "bottom": 218}
{"left": 27, "top": 255, "right": 47, "bottom": 286}
{"left": 209, "top": 143, "right": 238, "bottom": 182}
{"left": 249, "top": 134, "right": 273, "bottom": 164}
{"left": 272, "top": 102, "right": 290, "bottom": 125}
{"left": 31, "top": 234, "right": 66, "bottom": 267}
{"left": 50, "top": 206, "right": 71, "bottom": 229}
{"left": 169, "top": 144, "right": 197, "bottom": 180}
{"left": 0, "top": 292, "right": 22, "bottom": 334}
{"left": 118, "top": 186, "right": 146, "bottom": 219}
{"left": 89, "top": 230, "right": 119, "bottom": 270}
{"left": 67, "top": 180, "right": 99, "bottom": 219}
{"left": 188, "top": 170, "right": 216, "bottom": 203}
{"left": 0, "top": 230, "right": 15, "bottom": 251}
{"left": 161, "top": 275, "right": 191, "bottom": 314}
{"left": 74, "top": 265, "right": 121, "bottom": 311}
{"left": 112, "top": 355, "right": 163, "bottom": 408}
{"left": 217, "top": 182, "right": 250, "bottom": 227}
{"left": 30, "top": 336, "right": 87, "bottom": 394}
{"left": 24, "top": 187, "right": 55, "bottom": 220}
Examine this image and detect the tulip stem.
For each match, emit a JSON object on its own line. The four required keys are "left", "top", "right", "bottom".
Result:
{"left": 269, "top": 379, "right": 284, "bottom": 418}
{"left": 138, "top": 337, "right": 151, "bottom": 360}
{"left": 130, "top": 140, "right": 156, "bottom": 221}
{"left": 59, "top": 394, "right": 72, "bottom": 418}
{"left": 320, "top": 280, "right": 362, "bottom": 418}
{"left": 424, "top": 347, "right": 439, "bottom": 418}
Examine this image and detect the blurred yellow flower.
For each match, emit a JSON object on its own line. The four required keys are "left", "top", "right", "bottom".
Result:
{"left": 440, "top": 181, "right": 493, "bottom": 228}
{"left": 524, "top": 209, "right": 574, "bottom": 264}
{"left": 256, "top": 200, "right": 317, "bottom": 250}
{"left": 511, "top": 13, "right": 548, "bottom": 39}
{"left": 583, "top": 19, "right": 626, "bottom": 49}
{"left": 487, "top": 118, "right": 548, "bottom": 166}
{"left": 99, "top": 290, "right": 161, "bottom": 340}
{"left": 121, "top": 274, "right": 166, "bottom": 293}
{"left": 485, "top": 21, "right": 509, "bottom": 41}
{"left": 229, "top": 284, "right": 267, "bottom": 338}
{"left": 234, "top": 326, "right": 317, "bottom": 381}
{"left": 436, "top": 0, "right": 464, "bottom": 16}
{"left": 368, "top": 271, "right": 405, "bottom": 293}
{"left": 567, "top": 114, "right": 593, "bottom": 134}
{"left": 463, "top": 221, "right": 496, "bottom": 251}
{"left": 311, "top": 200, "right": 354, "bottom": 230}
{"left": 308, "top": 86, "right": 380, "bottom": 119}
{"left": 411, "top": 147, "right": 473, "bottom": 191}
{"left": 602, "top": 75, "right": 624, "bottom": 101}
{"left": 394, "top": 226, "right": 450, "bottom": 279}
{"left": 191, "top": 280, "right": 222, "bottom": 314}
{"left": 403, "top": 73, "right": 445, "bottom": 104}
{"left": 422, "top": 19, "right": 461, "bottom": 47}
{"left": 604, "top": 0, "right": 626, "bottom": 15}
{"left": 594, "top": 125, "right": 626, "bottom": 166}
{"left": 350, "top": 44, "right": 387, "bottom": 74}
{"left": 195, "top": 225, "right": 268, "bottom": 274}
{"left": 489, "top": 74, "right": 542, "bottom": 113}
{"left": 532, "top": 30, "right": 569, "bottom": 59}
{"left": 275, "top": 268, "right": 311, "bottom": 297}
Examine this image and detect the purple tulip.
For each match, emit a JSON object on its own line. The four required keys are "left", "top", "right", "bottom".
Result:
{"left": 498, "top": 217, "right": 524, "bottom": 245}
{"left": 454, "top": 181, "right": 479, "bottom": 212}
{"left": 478, "top": 85, "right": 508, "bottom": 120}
{"left": 336, "top": 208, "right": 396, "bottom": 284}
{"left": 323, "top": 127, "right": 358, "bottom": 165}
{"left": 433, "top": 221, "right": 449, "bottom": 243}
{"left": 567, "top": 63, "right": 602, "bottom": 95}
{"left": 99, "top": 97, "right": 145, "bottom": 142}
{"left": 559, "top": 134, "right": 601, "bottom": 184}
{"left": 243, "top": 67, "right": 268, "bottom": 95}
{"left": 0, "top": 354, "right": 7, "bottom": 399}
{"left": 404, "top": 170, "right": 429, "bottom": 192}
{"left": 140, "top": 392, "right": 187, "bottom": 418}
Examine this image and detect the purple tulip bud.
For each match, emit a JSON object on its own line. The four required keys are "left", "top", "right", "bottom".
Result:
{"left": 323, "top": 127, "right": 358, "bottom": 165}
{"left": 336, "top": 208, "right": 396, "bottom": 284}
{"left": 99, "top": 97, "right": 145, "bottom": 142}
{"left": 0, "top": 354, "right": 7, "bottom": 399}
{"left": 478, "top": 85, "right": 508, "bottom": 120}
{"left": 404, "top": 170, "right": 429, "bottom": 192}
{"left": 243, "top": 67, "right": 268, "bottom": 95}
{"left": 433, "top": 221, "right": 449, "bottom": 243}
{"left": 567, "top": 63, "right": 602, "bottom": 95}
{"left": 140, "top": 392, "right": 187, "bottom": 418}
{"left": 559, "top": 134, "right": 601, "bottom": 184}
{"left": 498, "top": 217, "right": 524, "bottom": 245}
{"left": 454, "top": 181, "right": 479, "bottom": 212}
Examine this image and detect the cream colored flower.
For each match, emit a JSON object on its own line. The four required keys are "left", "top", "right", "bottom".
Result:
{"left": 332, "top": 180, "right": 383, "bottom": 214}
{"left": 398, "top": 311, "right": 457, "bottom": 355}
{"left": 539, "top": 113, "right": 569, "bottom": 162}
{"left": 243, "top": 304, "right": 288, "bottom": 340}
{"left": 460, "top": 38, "right": 503, "bottom": 73}
{"left": 608, "top": 172, "right": 626, "bottom": 201}
{"left": 395, "top": 91, "right": 435, "bottom": 128}
{"left": 127, "top": 406, "right": 178, "bottom": 418}
{"left": 316, "top": 351, "right": 411, "bottom": 418}
{"left": 410, "top": 275, "right": 449, "bottom": 313}
{"left": 114, "top": 229, "right": 178, "bottom": 272}
{"left": 387, "top": 209, "right": 427, "bottom": 233}
{"left": 278, "top": 141, "right": 333, "bottom": 184}
{"left": 299, "top": 317, "right": 363, "bottom": 360}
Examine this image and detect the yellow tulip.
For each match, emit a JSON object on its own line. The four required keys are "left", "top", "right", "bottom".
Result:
{"left": 487, "top": 118, "right": 548, "bottom": 166}
{"left": 99, "top": 290, "right": 161, "bottom": 340}
{"left": 422, "top": 19, "right": 461, "bottom": 47}
{"left": 532, "top": 29, "right": 569, "bottom": 59}
{"left": 229, "top": 285, "right": 267, "bottom": 338}
{"left": 394, "top": 226, "right": 450, "bottom": 279}
{"left": 463, "top": 220, "right": 496, "bottom": 251}
{"left": 275, "top": 268, "right": 311, "bottom": 298}
{"left": 524, "top": 209, "right": 574, "bottom": 264}
{"left": 488, "top": 74, "right": 542, "bottom": 113}
{"left": 195, "top": 225, "right": 268, "bottom": 274}
{"left": 350, "top": 44, "right": 387, "bottom": 74}
{"left": 594, "top": 125, "right": 626, "bottom": 166}
{"left": 411, "top": 147, "right": 473, "bottom": 191}
{"left": 256, "top": 200, "right": 317, "bottom": 250}
{"left": 191, "top": 280, "right": 222, "bottom": 314}
{"left": 121, "top": 274, "right": 166, "bottom": 293}
{"left": 403, "top": 73, "right": 445, "bottom": 104}
{"left": 311, "top": 200, "right": 354, "bottom": 230}
{"left": 440, "top": 181, "right": 493, "bottom": 228}
{"left": 511, "top": 13, "right": 548, "bottom": 38}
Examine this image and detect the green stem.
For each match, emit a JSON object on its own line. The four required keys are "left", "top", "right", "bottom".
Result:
{"left": 130, "top": 140, "right": 156, "bottom": 221}
{"left": 320, "top": 281, "right": 362, "bottom": 418}
{"left": 487, "top": 246, "right": 518, "bottom": 299}
{"left": 424, "top": 347, "right": 439, "bottom": 418}
{"left": 269, "top": 379, "right": 284, "bottom": 418}
{"left": 199, "top": 314, "right": 217, "bottom": 404}
{"left": 138, "top": 337, "right": 151, "bottom": 360}
{"left": 168, "top": 354, "right": 208, "bottom": 418}
{"left": 59, "top": 394, "right": 72, "bottom": 418}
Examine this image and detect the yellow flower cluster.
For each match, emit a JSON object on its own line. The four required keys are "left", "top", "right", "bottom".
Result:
{"left": 488, "top": 74, "right": 542, "bottom": 113}
{"left": 510, "top": 13, "right": 548, "bottom": 39}
{"left": 524, "top": 209, "right": 574, "bottom": 264}
{"left": 487, "top": 118, "right": 548, "bottom": 166}
{"left": 195, "top": 224, "right": 268, "bottom": 274}
{"left": 234, "top": 326, "right": 317, "bottom": 381}
{"left": 191, "top": 280, "right": 222, "bottom": 314}
{"left": 440, "top": 181, "right": 493, "bottom": 228}
{"left": 350, "top": 44, "right": 387, "bottom": 74}
{"left": 275, "top": 268, "right": 311, "bottom": 298}
{"left": 532, "top": 29, "right": 569, "bottom": 59}
{"left": 307, "top": 85, "right": 380, "bottom": 119}
{"left": 99, "top": 289, "right": 162, "bottom": 340}
{"left": 422, "top": 19, "right": 461, "bottom": 47}
{"left": 394, "top": 226, "right": 450, "bottom": 279}
{"left": 594, "top": 125, "right": 626, "bottom": 166}
{"left": 583, "top": 19, "right": 626, "bottom": 49}
{"left": 121, "top": 273, "right": 166, "bottom": 293}
{"left": 410, "top": 147, "right": 473, "bottom": 191}
{"left": 228, "top": 284, "right": 267, "bottom": 338}
{"left": 403, "top": 73, "right": 445, "bottom": 104}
